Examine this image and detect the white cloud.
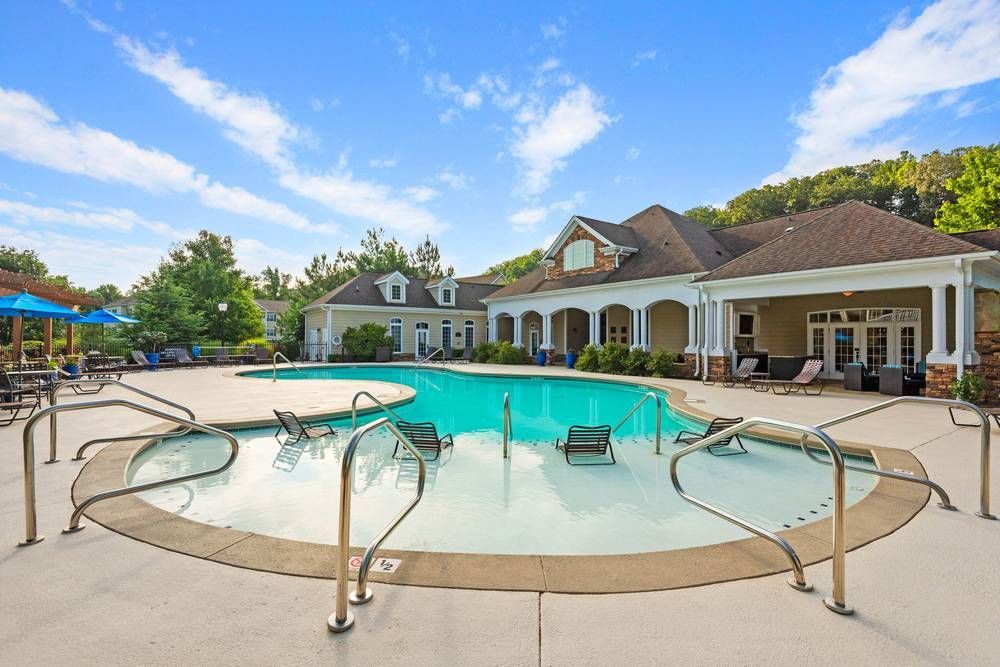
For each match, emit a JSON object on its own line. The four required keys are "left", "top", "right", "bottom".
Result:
{"left": 423, "top": 73, "right": 483, "bottom": 109}
{"left": 766, "top": 0, "right": 1000, "bottom": 183}
{"left": 437, "top": 169, "right": 473, "bottom": 190}
{"left": 368, "top": 157, "right": 398, "bottom": 168}
{"left": 510, "top": 84, "right": 612, "bottom": 195}
{"left": 116, "top": 36, "right": 301, "bottom": 171}
{"left": 0, "top": 224, "right": 164, "bottom": 288}
{"left": 279, "top": 169, "right": 443, "bottom": 235}
{"left": 310, "top": 97, "right": 340, "bottom": 112}
{"left": 403, "top": 185, "right": 440, "bottom": 203}
{"left": 540, "top": 20, "right": 566, "bottom": 40}
{"left": 476, "top": 73, "right": 521, "bottom": 109}
{"left": 507, "top": 191, "right": 586, "bottom": 232}
{"left": 0, "top": 87, "right": 323, "bottom": 234}
{"left": 438, "top": 108, "right": 460, "bottom": 124}
{"left": 388, "top": 32, "right": 411, "bottom": 62}
{"left": 631, "top": 49, "right": 657, "bottom": 68}
{"left": 625, "top": 146, "right": 640, "bottom": 161}
{"left": 0, "top": 198, "right": 191, "bottom": 238}
{"left": 232, "top": 237, "right": 308, "bottom": 277}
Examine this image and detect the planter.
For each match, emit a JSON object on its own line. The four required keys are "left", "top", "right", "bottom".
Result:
{"left": 192, "top": 345, "right": 201, "bottom": 358}
{"left": 62, "top": 364, "right": 80, "bottom": 379}
{"left": 536, "top": 350, "right": 547, "bottom": 367}
{"left": 147, "top": 352, "right": 160, "bottom": 371}
{"left": 566, "top": 351, "right": 578, "bottom": 369}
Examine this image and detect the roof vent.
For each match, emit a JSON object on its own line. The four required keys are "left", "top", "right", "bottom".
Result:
{"left": 785, "top": 226, "right": 795, "bottom": 233}
{"left": 663, "top": 240, "right": 669, "bottom": 246}
{"left": 715, "top": 250, "right": 723, "bottom": 256}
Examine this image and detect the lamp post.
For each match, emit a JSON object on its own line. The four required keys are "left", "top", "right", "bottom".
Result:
{"left": 218, "top": 302, "right": 228, "bottom": 350}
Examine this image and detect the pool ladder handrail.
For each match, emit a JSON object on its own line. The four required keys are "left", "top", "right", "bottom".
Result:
{"left": 670, "top": 416, "right": 853, "bottom": 615}
{"left": 18, "top": 398, "right": 238, "bottom": 546}
{"left": 805, "top": 395, "right": 993, "bottom": 519}
{"left": 502, "top": 392, "right": 512, "bottom": 459}
{"left": 329, "top": 417, "right": 426, "bottom": 633}
{"left": 47, "top": 379, "right": 197, "bottom": 464}
{"left": 415, "top": 347, "right": 446, "bottom": 366}
{"left": 351, "top": 391, "right": 404, "bottom": 430}
{"left": 612, "top": 391, "right": 663, "bottom": 455}
{"left": 272, "top": 352, "right": 305, "bottom": 382}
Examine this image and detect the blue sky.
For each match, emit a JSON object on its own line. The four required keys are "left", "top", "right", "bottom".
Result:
{"left": 1, "top": 1, "right": 998, "bottom": 289}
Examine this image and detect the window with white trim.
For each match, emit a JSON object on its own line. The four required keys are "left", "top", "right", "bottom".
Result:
{"left": 442, "top": 287, "right": 453, "bottom": 304}
{"left": 464, "top": 319, "right": 475, "bottom": 345}
{"left": 441, "top": 319, "right": 452, "bottom": 347}
{"left": 390, "top": 283, "right": 402, "bottom": 301}
{"left": 563, "top": 239, "right": 595, "bottom": 271}
{"left": 389, "top": 317, "right": 403, "bottom": 353}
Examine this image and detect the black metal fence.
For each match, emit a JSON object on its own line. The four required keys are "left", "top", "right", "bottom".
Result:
{"left": 2, "top": 339, "right": 296, "bottom": 362}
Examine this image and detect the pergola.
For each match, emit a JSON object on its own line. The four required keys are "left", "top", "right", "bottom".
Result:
{"left": 0, "top": 269, "right": 99, "bottom": 359}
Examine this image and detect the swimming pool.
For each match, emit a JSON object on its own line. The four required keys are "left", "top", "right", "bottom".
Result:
{"left": 128, "top": 365, "right": 875, "bottom": 556}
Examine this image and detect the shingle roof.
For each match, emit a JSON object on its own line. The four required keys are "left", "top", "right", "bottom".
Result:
{"left": 693, "top": 201, "right": 988, "bottom": 283}
{"left": 952, "top": 229, "right": 1000, "bottom": 251}
{"left": 308, "top": 273, "right": 501, "bottom": 310}
{"left": 708, "top": 206, "right": 836, "bottom": 256}
{"left": 253, "top": 299, "right": 290, "bottom": 314}
{"left": 455, "top": 273, "right": 507, "bottom": 285}
{"left": 488, "top": 204, "right": 732, "bottom": 299}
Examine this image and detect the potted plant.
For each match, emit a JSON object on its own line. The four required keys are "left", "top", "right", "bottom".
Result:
{"left": 536, "top": 348, "right": 547, "bottom": 367}
{"left": 950, "top": 370, "right": 985, "bottom": 404}
{"left": 135, "top": 330, "right": 167, "bottom": 370}
{"left": 61, "top": 354, "right": 81, "bottom": 379}
{"left": 565, "top": 348, "right": 578, "bottom": 369}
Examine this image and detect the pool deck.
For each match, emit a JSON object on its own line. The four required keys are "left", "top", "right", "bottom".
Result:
{"left": 2, "top": 363, "right": 999, "bottom": 664}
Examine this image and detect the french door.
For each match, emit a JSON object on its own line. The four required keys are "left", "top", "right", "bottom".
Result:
{"left": 415, "top": 324, "right": 429, "bottom": 357}
{"left": 830, "top": 324, "right": 859, "bottom": 379}
{"left": 529, "top": 329, "right": 540, "bottom": 356}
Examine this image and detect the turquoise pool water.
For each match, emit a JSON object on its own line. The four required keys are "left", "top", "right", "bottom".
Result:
{"left": 128, "top": 365, "right": 876, "bottom": 555}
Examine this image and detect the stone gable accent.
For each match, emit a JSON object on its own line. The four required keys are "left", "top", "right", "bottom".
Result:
{"left": 546, "top": 226, "right": 618, "bottom": 280}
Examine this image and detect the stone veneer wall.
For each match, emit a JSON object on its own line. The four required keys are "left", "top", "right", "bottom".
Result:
{"left": 975, "top": 331, "right": 1000, "bottom": 404}
{"left": 925, "top": 363, "right": 958, "bottom": 399}
{"left": 545, "top": 226, "right": 618, "bottom": 280}
{"left": 706, "top": 355, "right": 729, "bottom": 379}
{"left": 682, "top": 353, "right": 697, "bottom": 378}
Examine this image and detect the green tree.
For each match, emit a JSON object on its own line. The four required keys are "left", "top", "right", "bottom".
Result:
{"left": 486, "top": 248, "right": 544, "bottom": 280}
{"left": 88, "top": 283, "right": 124, "bottom": 306}
{"left": 935, "top": 145, "right": 1000, "bottom": 233}
{"left": 254, "top": 266, "right": 292, "bottom": 300}
{"left": 0, "top": 245, "right": 48, "bottom": 278}
{"left": 122, "top": 272, "right": 204, "bottom": 347}
{"left": 348, "top": 228, "right": 414, "bottom": 274}
{"left": 155, "top": 231, "right": 263, "bottom": 342}
{"left": 682, "top": 205, "right": 726, "bottom": 228}
{"left": 410, "top": 235, "right": 443, "bottom": 278}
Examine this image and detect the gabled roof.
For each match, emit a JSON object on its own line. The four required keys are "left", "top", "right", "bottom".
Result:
{"left": 488, "top": 204, "right": 732, "bottom": 299}
{"left": 952, "top": 228, "right": 1000, "bottom": 251}
{"left": 542, "top": 216, "right": 640, "bottom": 260}
{"left": 426, "top": 276, "right": 459, "bottom": 289}
{"left": 307, "top": 273, "right": 502, "bottom": 310}
{"left": 708, "top": 206, "right": 837, "bottom": 256}
{"left": 694, "top": 201, "right": 989, "bottom": 283}
{"left": 456, "top": 272, "right": 507, "bottom": 285}
{"left": 253, "top": 299, "right": 290, "bottom": 314}
{"left": 373, "top": 271, "right": 409, "bottom": 285}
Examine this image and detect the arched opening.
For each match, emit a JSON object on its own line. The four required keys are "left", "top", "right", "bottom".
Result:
{"left": 599, "top": 303, "right": 633, "bottom": 347}
{"left": 548, "top": 307, "right": 590, "bottom": 354}
{"left": 646, "top": 299, "right": 689, "bottom": 353}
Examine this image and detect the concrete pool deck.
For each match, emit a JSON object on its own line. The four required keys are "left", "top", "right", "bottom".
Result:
{"left": 2, "top": 363, "right": 999, "bottom": 664}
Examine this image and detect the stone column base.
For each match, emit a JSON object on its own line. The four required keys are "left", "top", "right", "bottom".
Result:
{"left": 707, "top": 355, "right": 729, "bottom": 379}
{"left": 925, "top": 363, "right": 958, "bottom": 398}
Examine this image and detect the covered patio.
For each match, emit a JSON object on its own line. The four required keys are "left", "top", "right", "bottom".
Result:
{"left": 0, "top": 269, "right": 98, "bottom": 360}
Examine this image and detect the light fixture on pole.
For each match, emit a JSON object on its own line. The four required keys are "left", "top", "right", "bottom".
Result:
{"left": 218, "top": 302, "right": 229, "bottom": 349}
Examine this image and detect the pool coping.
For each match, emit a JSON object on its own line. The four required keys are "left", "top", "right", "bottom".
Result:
{"left": 72, "top": 365, "right": 930, "bottom": 594}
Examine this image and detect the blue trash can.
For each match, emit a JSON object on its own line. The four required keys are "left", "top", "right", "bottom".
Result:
{"left": 147, "top": 352, "right": 160, "bottom": 371}
{"left": 536, "top": 350, "right": 547, "bottom": 366}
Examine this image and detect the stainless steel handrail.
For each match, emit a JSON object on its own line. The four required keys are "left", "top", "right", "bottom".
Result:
{"left": 670, "top": 417, "right": 853, "bottom": 615}
{"left": 18, "top": 398, "right": 238, "bottom": 546}
{"left": 415, "top": 347, "right": 445, "bottom": 366}
{"left": 351, "top": 391, "right": 404, "bottom": 430}
{"left": 502, "top": 392, "right": 512, "bottom": 459}
{"left": 613, "top": 391, "right": 663, "bottom": 455}
{"left": 808, "top": 395, "right": 994, "bottom": 519}
{"left": 47, "top": 379, "right": 196, "bottom": 464}
{"left": 328, "top": 417, "right": 426, "bottom": 633}
{"left": 272, "top": 352, "right": 304, "bottom": 382}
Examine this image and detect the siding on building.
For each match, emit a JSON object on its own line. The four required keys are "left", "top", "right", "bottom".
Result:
{"left": 304, "top": 306, "right": 488, "bottom": 356}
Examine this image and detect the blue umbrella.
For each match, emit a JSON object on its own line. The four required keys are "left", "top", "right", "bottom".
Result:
{"left": 0, "top": 290, "right": 84, "bottom": 319}
{"left": 75, "top": 308, "right": 140, "bottom": 350}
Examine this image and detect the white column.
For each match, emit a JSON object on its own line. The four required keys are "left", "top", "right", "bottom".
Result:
{"left": 542, "top": 313, "right": 553, "bottom": 350}
{"left": 325, "top": 306, "right": 333, "bottom": 358}
{"left": 712, "top": 299, "right": 726, "bottom": 355}
{"left": 488, "top": 317, "right": 496, "bottom": 342}
{"left": 642, "top": 307, "right": 651, "bottom": 350}
{"left": 512, "top": 315, "right": 523, "bottom": 347}
{"left": 929, "top": 285, "right": 948, "bottom": 357}
{"left": 685, "top": 304, "right": 698, "bottom": 353}
{"left": 954, "top": 280, "right": 966, "bottom": 363}
{"left": 629, "top": 309, "right": 639, "bottom": 348}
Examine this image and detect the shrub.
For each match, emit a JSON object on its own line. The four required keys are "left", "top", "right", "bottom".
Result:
{"left": 341, "top": 323, "right": 393, "bottom": 361}
{"left": 598, "top": 342, "right": 630, "bottom": 374}
{"left": 492, "top": 340, "right": 531, "bottom": 365}
{"left": 574, "top": 344, "right": 600, "bottom": 372}
{"left": 647, "top": 350, "right": 679, "bottom": 378}
{"left": 472, "top": 341, "right": 498, "bottom": 363}
{"left": 951, "top": 370, "right": 985, "bottom": 404}
{"left": 622, "top": 347, "right": 651, "bottom": 376}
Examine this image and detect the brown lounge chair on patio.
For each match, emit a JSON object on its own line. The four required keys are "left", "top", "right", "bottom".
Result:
{"left": 0, "top": 368, "right": 40, "bottom": 426}
{"left": 273, "top": 409, "right": 335, "bottom": 445}
{"left": 394, "top": 420, "right": 454, "bottom": 461}
{"left": 253, "top": 347, "right": 270, "bottom": 364}
{"left": 674, "top": 416, "right": 747, "bottom": 456}
{"left": 752, "top": 359, "right": 825, "bottom": 395}
{"left": 703, "top": 357, "right": 759, "bottom": 388}
{"left": 210, "top": 348, "right": 233, "bottom": 366}
{"left": 455, "top": 347, "right": 473, "bottom": 363}
{"left": 170, "top": 348, "right": 209, "bottom": 367}
{"left": 131, "top": 350, "right": 177, "bottom": 370}
{"left": 555, "top": 424, "right": 615, "bottom": 465}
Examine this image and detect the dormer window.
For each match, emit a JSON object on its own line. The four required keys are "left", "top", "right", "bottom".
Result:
{"left": 390, "top": 284, "right": 402, "bottom": 301}
{"left": 563, "top": 239, "right": 595, "bottom": 271}
{"left": 442, "top": 288, "right": 453, "bottom": 304}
